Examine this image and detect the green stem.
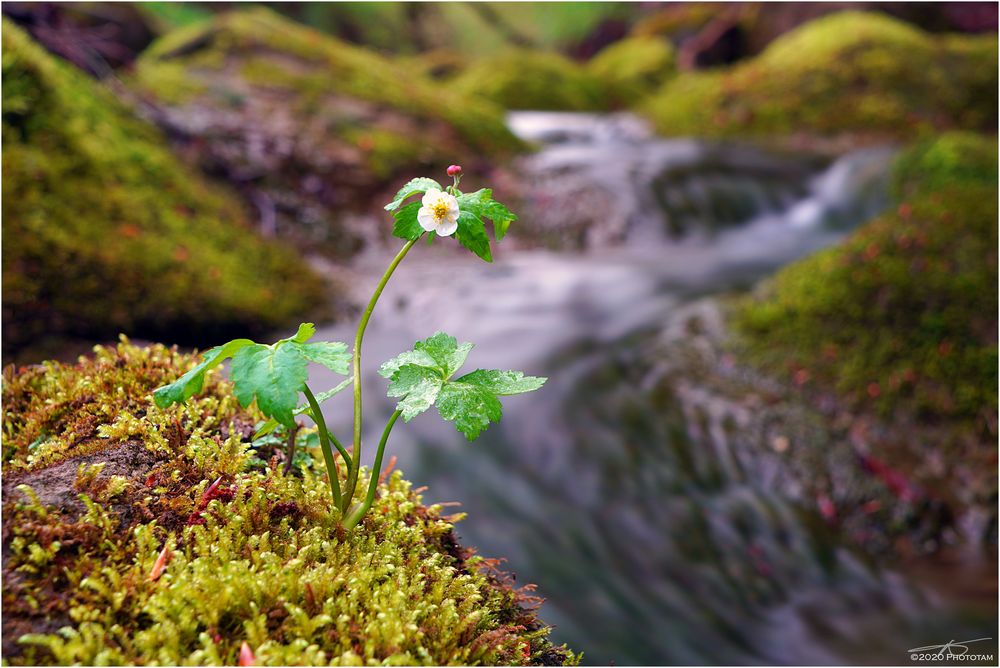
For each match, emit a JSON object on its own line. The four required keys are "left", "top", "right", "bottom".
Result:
{"left": 344, "top": 237, "right": 419, "bottom": 511}
{"left": 303, "top": 384, "right": 343, "bottom": 509}
{"left": 343, "top": 409, "right": 401, "bottom": 530}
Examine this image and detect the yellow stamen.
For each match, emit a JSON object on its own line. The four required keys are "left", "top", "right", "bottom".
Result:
{"left": 432, "top": 201, "right": 450, "bottom": 220}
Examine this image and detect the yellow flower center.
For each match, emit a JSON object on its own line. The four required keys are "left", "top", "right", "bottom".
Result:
{"left": 432, "top": 201, "right": 450, "bottom": 220}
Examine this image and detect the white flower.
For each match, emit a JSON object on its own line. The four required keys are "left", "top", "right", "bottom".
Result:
{"left": 417, "top": 189, "right": 460, "bottom": 237}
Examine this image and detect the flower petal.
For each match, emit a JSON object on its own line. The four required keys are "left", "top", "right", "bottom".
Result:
{"left": 437, "top": 218, "right": 458, "bottom": 236}
{"left": 417, "top": 208, "right": 437, "bottom": 232}
{"left": 421, "top": 189, "right": 442, "bottom": 207}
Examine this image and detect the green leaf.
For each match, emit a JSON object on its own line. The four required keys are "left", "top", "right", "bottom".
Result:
{"left": 253, "top": 377, "right": 353, "bottom": 439}
{"left": 384, "top": 177, "right": 442, "bottom": 212}
{"left": 454, "top": 369, "right": 546, "bottom": 395}
{"left": 380, "top": 332, "right": 544, "bottom": 439}
{"left": 455, "top": 210, "right": 492, "bottom": 263}
{"left": 386, "top": 365, "right": 443, "bottom": 421}
{"left": 152, "top": 338, "right": 254, "bottom": 408}
{"left": 294, "top": 341, "right": 350, "bottom": 375}
{"left": 282, "top": 322, "right": 316, "bottom": 344}
{"left": 392, "top": 201, "right": 424, "bottom": 240}
{"left": 231, "top": 343, "right": 309, "bottom": 429}
{"left": 436, "top": 381, "right": 503, "bottom": 441}
{"left": 380, "top": 332, "right": 472, "bottom": 380}
{"left": 457, "top": 189, "right": 517, "bottom": 241}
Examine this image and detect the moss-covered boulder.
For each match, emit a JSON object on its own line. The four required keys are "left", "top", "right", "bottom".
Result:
{"left": 733, "top": 132, "right": 997, "bottom": 431}
{"left": 643, "top": 11, "right": 998, "bottom": 142}
{"left": 130, "top": 8, "right": 522, "bottom": 252}
{"left": 585, "top": 36, "right": 676, "bottom": 107}
{"left": 450, "top": 49, "right": 609, "bottom": 112}
{"left": 1, "top": 341, "right": 577, "bottom": 665}
{"left": 1, "top": 20, "right": 328, "bottom": 362}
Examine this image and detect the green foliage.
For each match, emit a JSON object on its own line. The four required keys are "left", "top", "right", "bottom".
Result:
{"left": 380, "top": 332, "right": 546, "bottom": 439}
{"left": 1, "top": 342, "right": 577, "bottom": 666}
{"left": 643, "top": 11, "right": 998, "bottom": 141}
{"left": 732, "top": 133, "right": 998, "bottom": 428}
{"left": 586, "top": 36, "right": 676, "bottom": 106}
{"left": 155, "top": 325, "right": 351, "bottom": 430}
{"left": 385, "top": 178, "right": 445, "bottom": 212}
{"left": 1, "top": 19, "right": 329, "bottom": 359}
{"left": 451, "top": 49, "right": 610, "bottom": 112}
{"left": 458, "top": 189, "right": 518, "bottom": 241}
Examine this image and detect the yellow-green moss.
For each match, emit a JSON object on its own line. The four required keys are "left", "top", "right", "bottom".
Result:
{"left": 1, "top": 20, "right": 329, "bottom": 359}
{"left": 586, "top": 36, "right": 676, "bottom": 107}
{"left": 2, "top": 341, "right": 577, "bottom": 665}
{"left": 132, "top": 8, "right": 520, "bottom": 160}
{"left": 642, "top": 11, "right": 998, "bottom": 141}
{"left": 451, "top": 49, "right": 609, "bottom": 112}
{"left": 732, "top": 132, "right": 998, "bottom": 428}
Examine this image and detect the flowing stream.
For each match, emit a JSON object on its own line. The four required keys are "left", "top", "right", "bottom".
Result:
{"left": 310, "top": 113, "right": 996, "bottom": 665}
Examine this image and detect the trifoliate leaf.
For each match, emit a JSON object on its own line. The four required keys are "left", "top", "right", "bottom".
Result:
{"left": 457, "top": 189, "right": 518, "bottom": 241}
{"left": 293, "top": 341, "right": 350, "bottom": 375}
{"left": 386, "top": 364, "right": 443, "bottom": 421}
{"left": 456, "top": 210, "right": 492, "bottom": 262}
{"left": 392, "top": 201, "right": 424, "bottom": 240}
{"left": 380, "top": 332, "right": 544, "bottom": 438}
{"left": 253, "top": 377, "right": 353, "bottom": 439}
{"left": 435, "top": 381, "right": 503, "bottom": 441}
{"left": 385, "top": 178, "right": 443, "bottom": 212}
{"left": 380, "top": 332, "right": 473, "bottom": 380}
{"left": 231, "top": 343, "right": 309, "bottom": 429}
{"left": 454, "top": 369, "right": 546, "bottom": 395}
{"left": 153, "top": 338, "right": 254, "bottom": 408}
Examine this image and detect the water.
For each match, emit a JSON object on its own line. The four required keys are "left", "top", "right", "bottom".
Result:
{"left": 309, "top": 113, "right": 996, "bottom": 664}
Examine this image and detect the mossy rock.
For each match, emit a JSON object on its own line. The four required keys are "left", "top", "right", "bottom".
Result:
{"left": 129, "top": 8, "right": 522, "bottom": 251}
{"left": 450, "top": 49, "right": 610, "bottom": 112}
{"left": 1, "top": 20, "right": 329, "bottom": 362}
{"left": 732, "top": 132, "right": 998, "bottom": 430}
{"left": 1, "top": 340, "right": 577, "bottom": 665}
{"left": 586, "top": 36, "right": 676, "bottom": 107}
{"left": 642, "top": 11, "right": 998, "bottom": 142}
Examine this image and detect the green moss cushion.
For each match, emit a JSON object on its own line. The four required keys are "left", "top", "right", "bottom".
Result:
{"left": 1, "top": 341, "right": 577, "bottom": 665}
{"left": 643, "top": 11, "right": 997, "bottom": 141}
{"left": 1, "top": 20, "right": 328, "bottom": 359}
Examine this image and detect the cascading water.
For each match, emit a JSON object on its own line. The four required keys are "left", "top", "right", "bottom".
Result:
{"left": 312, "top": 113, "right": 996, "bottom": 665}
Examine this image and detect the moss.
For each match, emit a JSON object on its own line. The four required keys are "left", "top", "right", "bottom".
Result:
{"left": 642, "top": 11, "right": 998, "bottom": 141}
{"left": 1, "top": 20, "right": 329, "bottom": 360}
{"left": 586, "top": 36, "right": 676, "bottom": 107}
{"left": 450, "top": 49, "right": 609, "bottom": 112}
{"left": 133, "top": 7, "right": 519, "bottom": 161}
{"left": 1, "top": 341, "right": 577, "bottom": 665}
{"left": 732, "top": 132, "right": 997, "bottom": 430}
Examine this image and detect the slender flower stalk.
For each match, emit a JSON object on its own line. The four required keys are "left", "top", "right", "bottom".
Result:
{"left": 342, "top": 409, "right": 402, "bottom": 530}
{"left": 344, "top": 237, "right": 418, "bottom": 512}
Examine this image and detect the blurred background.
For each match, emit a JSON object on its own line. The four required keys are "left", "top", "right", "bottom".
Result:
{"left": 2, "top": 2, "right": 997, "bottom": 664}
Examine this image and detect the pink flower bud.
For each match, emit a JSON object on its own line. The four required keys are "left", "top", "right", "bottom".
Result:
{"left": 447, "top": 164, "right": 462, "bottom": 177}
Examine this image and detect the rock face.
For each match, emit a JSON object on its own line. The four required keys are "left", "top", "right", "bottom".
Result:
{"left": 129, "top": 8, "right": 522, "bottom": 253}
{"left": 729, "top": 132, "right": 998, "bottom": 545}
{"left": 1, "top": 341, "right": 577, "bottom": 666}
{"left": 1, "top": 20, "right": 329, "bottom": 362}
{"left": 642, "top": 11, "right": 998, "bottom": 143}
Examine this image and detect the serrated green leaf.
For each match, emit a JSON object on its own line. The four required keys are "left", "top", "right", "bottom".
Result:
{"left": 386, "top": 364, "right": 444, "bottom": 421}
{"left": 381, "top": 332, "right": 473, "bottom": 380}
{"left": 392, "top": 201, "right": 424, "bottom": 240}
{"left": 454, "top": 369, "right": 546, "bottom": 395}
{"left": 457, "top": 189, "right": 517, "bottom": 241}
{"left": 231, "top": 343, "right": 309, "bottom": 429}
{"left": 455, "top": 210, "right": 492, "bottom": 262}
{"left": 253, "top": 377, "right": 352, "bottom": 439}
{"left": 153, "top": 338, "right": 254, "bottom": 408}
{"left": 379, "top": 348, "right": 439, "bottom": 379}
{"left": 281, "top": 323, "right": 316, "bottom": 344}
{"left": 436, "top": 381, "right": 503, "bottom": 440}
{"left": 293, "top": 341, "right": 350, "bottom": 375}
{"left": 384, "top": 177, "right": 442, "bottom": 212}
